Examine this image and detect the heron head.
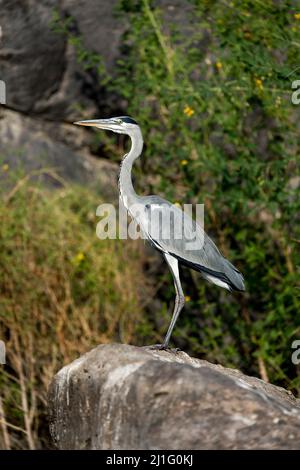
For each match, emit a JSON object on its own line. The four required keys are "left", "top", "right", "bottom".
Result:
{"left": 74, "top": 116, "right": 139, "bottom": 135}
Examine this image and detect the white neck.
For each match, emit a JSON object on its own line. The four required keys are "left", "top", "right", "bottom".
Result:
{"left": 118, "top": 127, "right": 143, "bottom": 209}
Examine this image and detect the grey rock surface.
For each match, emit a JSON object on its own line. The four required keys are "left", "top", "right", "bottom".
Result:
{"left": 48, "top": 343, "right": 300, "bottom": 450}
{"left": 0, "top": 0, "right": 124, "bottom": 193}
{"left": 0, "top": 0, "right": 124, "bottom": 119}
{"left": 0, "top": 0, "right": 194, "bottom": 120}
{"left": 0, "top": 0, "right": 198, "bottom": 185}
{"left": 0, "top": 108, "right": 118, "bottom": 197}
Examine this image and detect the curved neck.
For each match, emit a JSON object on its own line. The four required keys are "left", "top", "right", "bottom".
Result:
{"left": 119, "top": 128, "right": 143, "bottom": 209}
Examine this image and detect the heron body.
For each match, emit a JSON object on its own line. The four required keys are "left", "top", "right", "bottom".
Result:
{"left": 75, "top": 116, "right": 245, "bottom": 349}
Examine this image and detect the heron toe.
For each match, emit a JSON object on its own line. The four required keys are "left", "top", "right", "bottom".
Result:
{"left": 147, "top": 344, "right": 181, "bottom": 353}
{"left": 147, "top": 344, "right": 167, "bottom": 350}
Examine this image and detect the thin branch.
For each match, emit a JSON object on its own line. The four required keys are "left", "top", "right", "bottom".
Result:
{"left": 0, "top": 397, "right": 11, "bottom": 449}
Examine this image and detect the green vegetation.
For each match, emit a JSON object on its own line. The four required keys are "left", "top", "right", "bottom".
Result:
{"left": 52, "top": 0, "right": 300, "bottom": 393}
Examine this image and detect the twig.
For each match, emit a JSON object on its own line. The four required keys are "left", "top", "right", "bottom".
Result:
{"left": 0, "top": 397, "right": 11, "bottom": 449}
{"left": 5, "top": 168, "right": 67, "bottom": 204}
{"left": 258, "top": 356, "right": 269, "bottom": 383}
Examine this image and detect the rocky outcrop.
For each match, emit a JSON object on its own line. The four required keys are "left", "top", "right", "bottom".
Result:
{"left": 48, "top": 344, "right": 300, "bottom": 450}
{"left": 0, "top": 0, "right": 125, "bottom": 193}
{"left": 0, "top": 0, "right": 126, "bottom": 120}
{"left": 0, "top": 0, "right": 67, "bottom": 117}
{"left": 0, "top": 0, "right": 194, "bottom": 120}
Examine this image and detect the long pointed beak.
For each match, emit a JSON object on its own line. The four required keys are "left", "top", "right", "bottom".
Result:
{"left": 74, "top": 119, "right": 119, "bottom": 133}
{"left": 74, "top": 119, "right": 104, "bottom": 127}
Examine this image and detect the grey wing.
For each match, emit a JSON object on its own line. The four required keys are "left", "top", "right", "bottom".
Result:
{"left": 141, "top": 196, "right": 245, "bottom": 292}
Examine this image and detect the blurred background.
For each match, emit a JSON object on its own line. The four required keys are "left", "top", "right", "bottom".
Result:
{"left": 0, "top": 0, "right": 299, "bottom": 449}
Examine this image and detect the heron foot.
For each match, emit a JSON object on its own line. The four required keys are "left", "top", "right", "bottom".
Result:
{"left": 148, "top": 343, "right": 168, "bottom": 351}
{"left": 146, "top": 344, "right": 181, "bottom": 353}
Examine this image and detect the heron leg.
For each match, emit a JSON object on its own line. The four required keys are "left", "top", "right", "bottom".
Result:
{"left": 161, "top": 253, "right": 185, "bottom": 348}
{"left": 147, "top": 254, "right": 184, "bottom": 351}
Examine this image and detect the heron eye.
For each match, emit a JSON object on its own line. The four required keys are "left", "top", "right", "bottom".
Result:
{"left": 117, "top": 119, "right": 123, "bottom": 124}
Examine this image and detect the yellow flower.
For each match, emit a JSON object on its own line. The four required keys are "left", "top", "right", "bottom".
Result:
{"left": 180, "top": 159, "right": 188, "bottom": 166}
{"left": 294, "top": 13, "right": 300, "bottom": 20}
{"left": 2, "top": 163, "right": 9, "bottom": 172}
{"left": 75, "top": 252, "right": 85, "bottom": 263}
{"left": 174, "top": 202, "right": 181, "bottom": 208}
{"left": 255, "top": 78, "right": 263, "bottom": 91}
{"left": 185, "top": 295, "right": 191, "bottom": 302}
{"left": 183, "top": 105, "right": 195, "bottom": 117}
{"left": 216, "top": 61, "right": 223, "bottom": 70}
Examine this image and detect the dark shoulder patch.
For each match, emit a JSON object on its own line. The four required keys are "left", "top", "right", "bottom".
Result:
{"left": 120, "top": 116, "right": 138, "bottom": 125}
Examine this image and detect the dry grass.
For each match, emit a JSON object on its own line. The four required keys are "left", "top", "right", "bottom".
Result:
{"left": 0, "top": 173, "right": 153, "bottom": 449}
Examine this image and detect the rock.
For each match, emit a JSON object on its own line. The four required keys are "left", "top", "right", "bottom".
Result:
{"left": 48, "top": 343, "right": 300, "bottom": 450}
{"left": 0, "top": 0, "right": 126, "bottom": 120}
{"left": 0, "top": 108, "right": 118, "bottom": 198}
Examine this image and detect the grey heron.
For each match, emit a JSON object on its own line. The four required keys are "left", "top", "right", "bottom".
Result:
{"left": 74, "top": 116, "right": 245, "bottom": 350}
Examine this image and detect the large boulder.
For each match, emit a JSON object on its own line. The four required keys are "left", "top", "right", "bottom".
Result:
{"left": 48, "top": 343, "right": 300, "bottom": 450}
{"left": 0, "top": 0, "right": 67, "bottom": 116}
{"left": 0, "top": 0, "right": 125, "bottom": 189}
{"left": 0, "top": 0, "right": 195, "bottom": 120}
{"left": 0, "top": 0, "right": 126, "bottom": 120}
